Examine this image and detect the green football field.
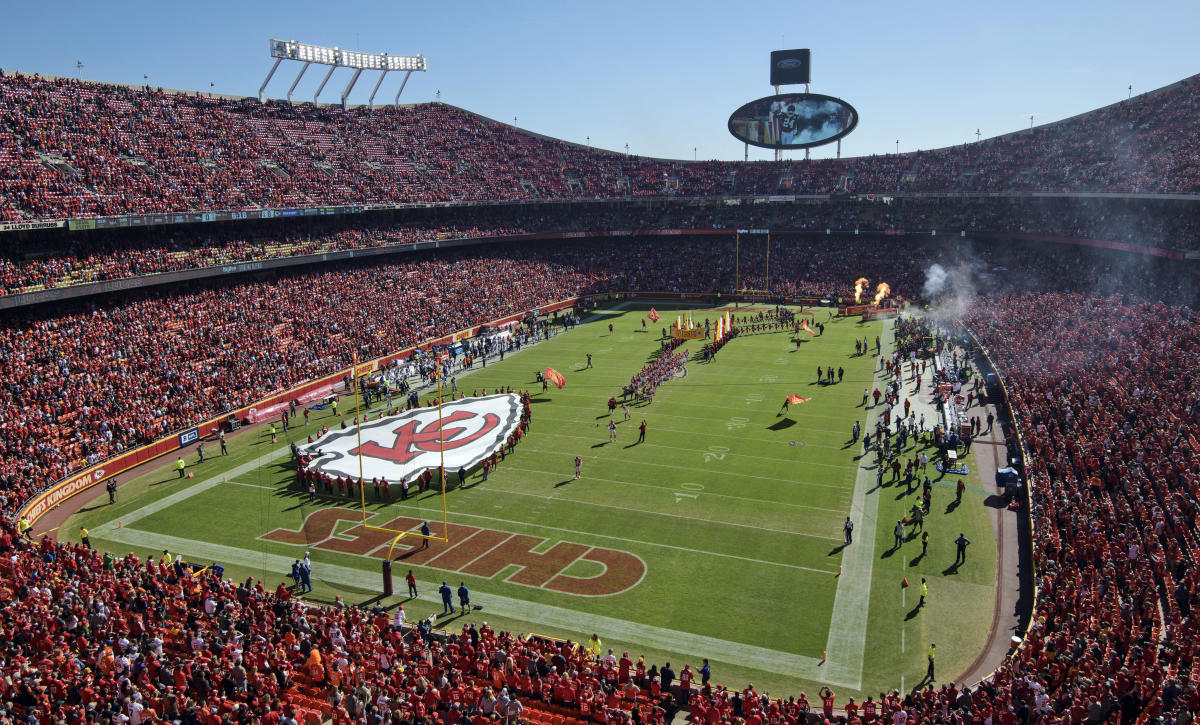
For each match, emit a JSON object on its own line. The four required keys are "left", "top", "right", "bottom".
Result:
{"left": 67, "top": 301, "right": 997, "bottom": 697}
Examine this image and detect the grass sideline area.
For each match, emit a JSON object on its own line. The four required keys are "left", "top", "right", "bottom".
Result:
{"left": 65, "top": 302, "right": 997, "bottom": 698}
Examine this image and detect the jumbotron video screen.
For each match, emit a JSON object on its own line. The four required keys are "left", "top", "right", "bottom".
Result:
{"left": 728, "top": 92, "right": 858, "bottom": 150}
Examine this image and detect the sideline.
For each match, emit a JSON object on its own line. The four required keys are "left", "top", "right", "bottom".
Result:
{"left": 821, "top": 318, "right": 889, "bottom": 690}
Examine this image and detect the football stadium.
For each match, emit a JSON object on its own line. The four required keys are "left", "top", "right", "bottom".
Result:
{"left": 2, "top": 6, "right": 1200, "bottom": 724}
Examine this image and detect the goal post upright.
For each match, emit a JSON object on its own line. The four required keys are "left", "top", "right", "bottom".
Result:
{"left": 347, "top": 353, "right": 450, "bottom": 549}
{"left": 733, "top": 228, "right": 770, "bottom": 298}
{"left": 354, "top": 353, "right": 368, "bottom": 522}
{"left": 380, "top": 360, "right": 452, "bottom": 577}
{"left": 436, "top": 359, "right": 449, "bottom": 533}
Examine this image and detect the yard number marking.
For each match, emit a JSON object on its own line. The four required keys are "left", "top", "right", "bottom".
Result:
{"left": 702, "top": 445, "right": 730, "bottom": 462}
{"left": 674, "top": 482, "right": 705, "bottom": 503}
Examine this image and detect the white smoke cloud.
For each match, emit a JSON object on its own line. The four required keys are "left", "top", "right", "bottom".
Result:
{"left": 923, "top": 263, "right": 949, "bottom": 298}
{"left": 924, "top": 262, "right": 979, "bottom": 321}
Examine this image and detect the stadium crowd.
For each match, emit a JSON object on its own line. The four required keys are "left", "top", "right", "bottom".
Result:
{"left": 0, "top": 533, "right": 686, "bottom": 725}
{"left": 0, "top": 232, "right": 1194, "bottom": 721}
{"left": 3, "top": 195, "right": 1199, "bottom": 297}
{"left": 0, "top": 236, "right": 1195, "bottom": 510}
{"left": 2, "top": 70, "right": 1200, "bottom": 223}
{"left": 953, "top": 294, "right": 1200, "bottom": 725}
{"left": 0, "top": 211, "right": 541, "bottom": 295}
{"left": 2, "top": 62, "right": 1200, "bottom": 724}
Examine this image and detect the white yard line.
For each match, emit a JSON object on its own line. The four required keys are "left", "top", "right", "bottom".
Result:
{"left": 399, "top": 505, "right": 839, "bottom": 576}
{"left": 647, "top": 398, "right": 861, "bottom": 424}
{"left": 821, "top": 320, "right": 892, "bottom": 690}
{"left": 546, "top": 403, "right": 851, "bottom": 441}
{"left": 459, "top": 480, "right": 843, "bottom": 542}
{"left": 530, "top": 416, "right": 850, "bottom": 450}
{"left": 215, "top": 477, "right": 839, "bottom": 576}
{"left": 90, "top": 524, "right": 854, "bottom": 686}
{"left": 501, "top": 459, "right": 849, "bottom": 515}
{"left": 224, "top": 479, "right": 284, "bottom": 491}
{"left": 523, "top": 430, "right": 856, "bottom": 473}
{"left": 624, "top": 422, "right": 851, "bottom": 449}
{"left": 227, "top": 472, "right": 841, "bottom": 544}
{"left": 901, "top": 560, "right": 907, "bottom": 654}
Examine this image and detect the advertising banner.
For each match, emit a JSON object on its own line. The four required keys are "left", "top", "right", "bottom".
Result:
{"left": 178, "top": 428, "right": 200, "bottom": 447}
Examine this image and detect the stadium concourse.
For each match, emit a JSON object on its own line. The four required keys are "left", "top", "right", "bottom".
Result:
{"left": 0, "top": 70, "right": 1198, "bottom": 725}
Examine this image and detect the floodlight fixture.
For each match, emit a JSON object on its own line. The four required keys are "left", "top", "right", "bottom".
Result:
{"left": 260, "top": 39, "right": 427, "bottom": 108}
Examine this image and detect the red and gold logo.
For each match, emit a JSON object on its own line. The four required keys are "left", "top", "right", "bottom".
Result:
{"left": 301, "top": 394, "right": 521, "bottom": 481}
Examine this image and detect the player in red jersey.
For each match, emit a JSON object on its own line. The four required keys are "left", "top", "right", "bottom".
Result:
{"left": 819, "top": 687, "right": 835, "bottom": 719}
{"left": 862, "top": 696, "right": 877, "bottom": 722}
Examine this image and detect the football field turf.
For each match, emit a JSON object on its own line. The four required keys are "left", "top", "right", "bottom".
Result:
{"left": 67, "top": 302, "right": 997, "bottom": 697}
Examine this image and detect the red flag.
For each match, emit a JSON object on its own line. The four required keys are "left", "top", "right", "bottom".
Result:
{"left": 647, "top": 308, "right": 660, "bottom": 323}
{"left": 802, "top": 320, "right": 817, "bottom": 335}
{"left": 544, "top": 367, "right": 566, "bottom": 389}
{"left": 786, "top": 395, "right": 811, "bottom": 405}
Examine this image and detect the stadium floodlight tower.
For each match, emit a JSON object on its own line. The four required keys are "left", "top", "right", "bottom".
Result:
{"left": 260, "top": 39, "right": 427, "bottom": 108}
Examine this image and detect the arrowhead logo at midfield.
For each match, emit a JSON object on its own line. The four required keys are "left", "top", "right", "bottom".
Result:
{"left": 300, "top": 394, "right": 523, "bottom": 481}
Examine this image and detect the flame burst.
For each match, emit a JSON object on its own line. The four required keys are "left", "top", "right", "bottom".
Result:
{"left": 874, "top": 282, "right": 891, "bottom": 305}
{"left": 854, "top": 277, "right": 869, "bottom": 304}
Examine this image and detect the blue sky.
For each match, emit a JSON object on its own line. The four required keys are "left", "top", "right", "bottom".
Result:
{"left": 2, "top": 0, "right": 1197, "bottom": 162}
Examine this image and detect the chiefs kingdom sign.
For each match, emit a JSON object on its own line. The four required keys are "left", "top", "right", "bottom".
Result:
{"left": 301, "top": 394, "right": 522, "bottom": 481}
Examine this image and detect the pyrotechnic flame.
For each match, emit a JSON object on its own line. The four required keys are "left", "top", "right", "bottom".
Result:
{"left": 854, "top": 277, "right": 869, "bottom": 304}
{"left": 874, "top": 282, "right": 891, "bottom": 305}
